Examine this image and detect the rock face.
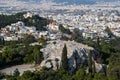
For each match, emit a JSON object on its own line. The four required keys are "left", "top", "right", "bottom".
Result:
{"left": 94, "top": 61, "right": 106, "bottom": 73}
{"left": 40, "top": 40, "right": 105, "bottom": 73}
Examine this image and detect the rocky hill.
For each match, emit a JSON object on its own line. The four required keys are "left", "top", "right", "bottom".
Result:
{"left": 40, "top": 40, "right": 106, "bottom": 73}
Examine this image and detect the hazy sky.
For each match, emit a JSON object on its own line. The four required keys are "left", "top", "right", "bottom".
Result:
{"left": 0, "top": 0, "right": 119, "bottom": 10}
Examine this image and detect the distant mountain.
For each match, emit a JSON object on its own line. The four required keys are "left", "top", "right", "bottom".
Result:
{"left": 57, "top": 0, "right": 119, "bottom": 4}
{"left": 53, "top": 0, "right": 95, "bottom": 5}
{"left": 20, "top": 0, "right": 119, "bottom": 5}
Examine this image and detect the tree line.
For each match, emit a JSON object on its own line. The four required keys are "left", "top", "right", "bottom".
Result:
{"left": 0, "top": 12, "right": 51, "bottom": 31}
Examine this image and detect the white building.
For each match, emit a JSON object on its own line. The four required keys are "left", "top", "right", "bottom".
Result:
{"left": 39, "top": 31, "right": 49, "bottom": 38}
{"left": 47, "top": 21, "right": 59, "bottom": 31}
{"left": 4, "top": 36, "right": 18, "bottom": 41}
{"left": 26, "top": 27, "right": 36, "bottom": 33}
{"left": 82, "top": 31, "right": 98, "bottom": 39}
{"left": 23, "top": 12, "right": 33, "bottom": 18}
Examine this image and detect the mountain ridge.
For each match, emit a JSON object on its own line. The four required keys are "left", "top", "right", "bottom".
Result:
{"left": 20, "top": 0, "right": 119, "bottom": 5}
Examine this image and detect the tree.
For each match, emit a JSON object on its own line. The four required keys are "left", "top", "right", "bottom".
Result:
{"left": 104, "top": 27, "right": 114, "bottom": 38}
{"left": 22, "top": 34, "right": 35, "bottom": 45}
{"left": 71, "top": 28, "right": 83, "bottom": 42}
{"left": 21, "top": 70, "right": 34, "bottom": 80}
{"left": 108, "top": 66, "right": 120, "bottom": 80}
{"left": 59, "top": 24, "right": 71, "bottom": 34}
{"left": 13, "top": 68, "right": 20, "bottom": 77}
{"left": 93, "top": 73, "right": 108, "bottom": 80}
{"left": 107, "top": 53, "right": 120, "bottom": 80}
{"left": 71, "top": 28, "right": 79, "bottom": 40}
{"left": 60, "top": 44, "right": 68, "bottom": 71}
{"left": 57, "top": 69, "right": 72, "bottom": 80}
{"left": 88, "top": 50, "right": 93, "bottom": 74}
{"left": 96, "top": 36, "right": 101, "bottom": 50}
{"left": 93, "top": 61, "right": 96, "bottom": 74}
{"left": 38, "top": 38, "right": 46, "bottom": 45}
{"left": 85, "top": 73, "right": 92, "bottom": 80}
{"left": 73, "top": 68, "right": 86, "bottom": 80}
{"left": 0, "top": 38, "right": 2, "bottom": 45}
{"left": 0, "top": 13, "right": 51, "bottom": 31}
{"left": 0, "top": 72, "right": 5, "bottom": 79}
{"left": 6, "top": 77, "right": 17, "bottom": 80}
{"left": 55, "top": 58, "right": 59, "bottom": 70}
{"left": 23, "top": 54, "right": 33, "bottom": 63}
{"left": 33, "top": 47, "right": 43, "bottom": 65}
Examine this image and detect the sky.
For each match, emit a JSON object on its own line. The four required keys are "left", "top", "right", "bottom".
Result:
{"left": 0, "top": 0, "right": 119, "bottom": 11}
{"left": 20, "top": 0, "right": 119, "bottom": 3}
{"left": 0, "top": 0, "right": 119, "bottom": 5}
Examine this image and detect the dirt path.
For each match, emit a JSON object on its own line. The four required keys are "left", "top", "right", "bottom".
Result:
{"left": 0, "top": 64, "right": 35, "bottom": 76}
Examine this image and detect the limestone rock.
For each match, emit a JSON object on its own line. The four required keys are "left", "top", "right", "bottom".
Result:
{"left": 40, "top": 40, "right": 105, "bottom": 73}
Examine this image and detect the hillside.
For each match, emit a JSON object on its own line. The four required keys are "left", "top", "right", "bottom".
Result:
{"left": 0, "top": 12, "right": 51, "bottom": 31}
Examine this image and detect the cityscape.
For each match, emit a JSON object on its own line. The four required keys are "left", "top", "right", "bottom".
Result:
{"left": 0, "top": 0, "right": 120, "bottom": 80}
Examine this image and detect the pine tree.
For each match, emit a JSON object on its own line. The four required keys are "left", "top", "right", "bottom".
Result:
{"left": 61, "top": 44, "right": 68, "bottom": 71}
{"left": 96, "top": 36, "right": 101, "bottom": 50}
{"left": 13, "top": 68, "right": 20, "bottom": 77}
{"left": 93, "top": 61, "right": 96, "bottom": 74}
{"left": 88, "top": 50, "right": 93, "bottom": 74}
{"left": 33, "top": 47, "right": 43, "bottom": 65}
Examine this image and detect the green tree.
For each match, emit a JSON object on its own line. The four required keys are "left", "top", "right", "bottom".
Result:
{"left": 0, "top": 72, "right": 5, "bottom": 79}
{"left": 60, "top": 44, "right": 68, "bottom": 71}
{"left": 0, "top": 38, "right": 2, "bottom": 45}
{"left": 108, "top": 66, "right": 120, "bottom": 80}
{"left": 93, "top": 61, "right": 96, "bottom": 74}
{"left": 13, "top": 68, "right": 20, "bottom": 77}
{"left": 0, "top": 13, "right": 51, "bottom": 31}
{"left": 6, "top": 76, "right": 17, "bottom": 80}
{"left": 85, "top": 73, "right": 92, "bottom": 80}
{"left": 57, "top": 69, "right": 72, "bottom": 80}
{"left": 71, "top": 28, "right": 80, "bottom": 40}
{"left": 33, "top": 47, "right": 43, "bottom": 64}
{"left": 93, "top": 73, "right": 108, "bottom": 80}
{"left": 73, "top": 68, "right": 86, "bottom": 80}
{"left": 101, "top": 45, "right": 110, "bottom": 54}
{"left": 23, "top": 54, "right": 33, "bottom": 63}
{"left": 88, "top": 50, "right": 93, "bottom": 74}
{"left": 107, "top": 53, "right": 120, "bottom": 80}
{"left": 96, "top": 37, "right": 101, "bottom": 50}
{"left": 21, "top": 70, "right": 34, "bottom": 80}
{"left": 71, "top": 28, "right": 83, "bottom": 42}
{"left": 38, "top": 38, "right": 46, "bottom": 45}
{"left": 55, "top": 58, "right": 59, "bottom": 70}
{"left": 59, "top": 24, "right": 71, "bottom": 34}
{"left": 22, "top": 34, "right": 35, "bottom": 45}
{"left": 104, "top": 27, "right": 114, "bottom": 38}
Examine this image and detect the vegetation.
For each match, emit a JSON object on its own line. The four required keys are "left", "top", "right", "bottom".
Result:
{"left": 3, "top": 67, "right": 110, "bottom": 80}
{"left": 88, "top": 50, "right": 93, "bottom": 74}
{"left": 73, "top": 68, "right": 86, "bottom": 80}
{"left": 0, "top": 12, "right": 51, "bottom": 31}
{"left": 71, "top": 28, "right": 82, "bottom": 40}
{"left": 104, "top": 27, "right": 115, "bottom": 38}
{"left": 23, "top": 15, "right": 50, "bottom": 31}
{"left": 33, "top": 47, "right": 43, "bottom": 65}
{"left": 13, "top": 68, "right": 20, "bottom": 77}
{"left": 107, "top": 53, "right": 120, "bottom": 80}
{"left": 59, "top": 24, "right": 71, "bottom": 34}
{"left": 22, "top": 34, "right": 36, "bottom": 45}
{"left": 0, "top": 13, "right": 120, "bottom": 80}
{"left": 0, "top": 44, "right": 43, "bottom": 67}
{"left": 0, "top": 12, "right": 25, "bottom": 27}
{"left": 38, "top": 38, "right": 47, "bottom": 45}
{"left": 60, "top": 44, "right": 68, "bottom": 71}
